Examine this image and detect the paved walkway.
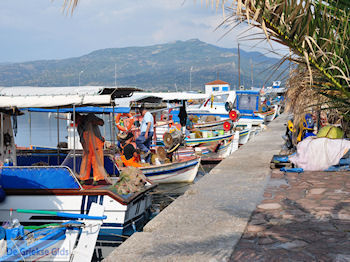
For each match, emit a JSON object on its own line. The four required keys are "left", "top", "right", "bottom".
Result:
{"left": 231, "top": 170, "right": 350, "bottom": 261}
{"left": 105, "top": 115, "right": 287, "bottom": 262}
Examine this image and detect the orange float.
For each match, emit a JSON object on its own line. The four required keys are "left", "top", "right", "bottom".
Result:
{"left": 115, "top": 113, "right": 135, "bottom": 132}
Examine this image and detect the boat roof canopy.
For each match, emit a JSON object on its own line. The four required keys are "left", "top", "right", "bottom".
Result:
{"left": 25, "top": 93, "right": 163, "bottom": 114}
{"left": 136, "top": 92, "right": 208, "bottom": 102}
{"left": 0, "top": 86, "right": 142, "bottom": 108}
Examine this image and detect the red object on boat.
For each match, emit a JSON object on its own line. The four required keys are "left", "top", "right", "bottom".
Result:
{"left": 223, "top": 121, "right": 231, "bottom": 131}
{"left": 229, "top": 110, "right": 238, "bottom": 121}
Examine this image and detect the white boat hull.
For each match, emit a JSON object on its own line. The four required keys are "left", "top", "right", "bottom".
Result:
{"left": 141, "top": 157, "right": 200, "bottom": 184}
{"left": 0, "top": 192, "right": 152, "bottom": 242}
{"left": 238, "top": 129, "right": 251, "bottom": 145}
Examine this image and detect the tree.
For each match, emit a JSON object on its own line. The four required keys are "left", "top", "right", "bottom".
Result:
{"left": 212, "top": 0, "right": 349, "bottom": 129}
{"left": 61, "top": 0, "right": 79, "bottom": 13}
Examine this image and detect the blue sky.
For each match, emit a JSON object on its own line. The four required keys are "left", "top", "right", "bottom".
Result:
{"left": 0, "top": 0, "right": 286, "bottom": 63}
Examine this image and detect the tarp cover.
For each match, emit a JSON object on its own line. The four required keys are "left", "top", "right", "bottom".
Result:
{"left": 136, "top": 92, "right": 208, "bottom": 101}
{"left": 289, "top": 137, "right": 350, "bottom": 171}
{"left": 0, "top": 87, "right": 162, "bottom": 109}
{"left": 1, "top": 166, "right": 80, "bottom": 189}
{"left": 0, "top": 86, "right": 113, "bottom": 108}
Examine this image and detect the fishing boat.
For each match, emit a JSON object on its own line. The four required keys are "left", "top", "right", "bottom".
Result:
{"left": 184, "top": 130, "right": 239, "bottom": 161}
{"left": 0, "top": 203, "right": 104, "bottom": 262}
{"left": 166, "top": 90, "right": 264, "bottom": 126}
{"left": 118, "top": 155, "right": 201, "bottom": 184}
{"left": 0, "top": 86, "right": 156, "bottom": 258}
{"left": 238, "top": 128, "right": 251, "bottom": 145}
{"left": 185, "top": 132, "right": 234, "bottom": 146}
{"left": 254, "top": 106, "right": 277, "bottom": 123}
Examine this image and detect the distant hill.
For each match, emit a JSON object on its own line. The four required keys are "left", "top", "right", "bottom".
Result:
{"left": 0, "top": 39, "right": 284, "bottom": 91}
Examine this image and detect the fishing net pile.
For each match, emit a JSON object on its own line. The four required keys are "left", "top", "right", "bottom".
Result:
{"left": 112, "top": 167, "right": 148, "bottom": 195}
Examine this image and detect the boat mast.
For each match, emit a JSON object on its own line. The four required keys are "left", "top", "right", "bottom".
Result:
{"left": 250, "top": 58, "right": 253, "bottom": 87}
{"left": 238, "top": 43, "right": 241, "bottom": 89}
{"left": 114, "top": 63, "right": 117, "bottom": 86}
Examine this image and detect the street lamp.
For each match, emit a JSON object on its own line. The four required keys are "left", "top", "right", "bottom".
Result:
{"left": 79, "top": 70, "right": 84, "bottom": 86}
{"left": 190, "top": 66, "right": 193, "bottom": 91}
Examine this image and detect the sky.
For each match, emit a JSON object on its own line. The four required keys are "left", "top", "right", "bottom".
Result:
{"left": 0, "top": 0, "right": 287, "bottom": 63}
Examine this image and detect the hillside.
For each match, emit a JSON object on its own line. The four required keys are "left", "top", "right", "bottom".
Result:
{"left": 0, "top": 39, "right": 283, "bottom": 91}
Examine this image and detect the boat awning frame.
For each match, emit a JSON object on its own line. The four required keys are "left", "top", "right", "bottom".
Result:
{"left": 0, "top": 86, "right": 142, "bottom": 109}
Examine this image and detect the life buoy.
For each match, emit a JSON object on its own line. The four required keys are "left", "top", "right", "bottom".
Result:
{"left": 115, "top": 113, "right": 135, "bottom": 132}
{"left": 161, "top": 114, "right": 168, "bottom": 121}
{"left": 223, "top": 121, "right": 231, "bottom": 131}
{"left": 229, "top": 110, "right": 239, "bottom": 121}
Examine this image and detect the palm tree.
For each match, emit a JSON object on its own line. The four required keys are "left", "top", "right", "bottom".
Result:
{"left": 61, "top": 0, "right": 79, "bottom": 13}
{"left": 62, "top": 0, "right": 349, "bottom": 129}
{"left": 211, "top": 0, "right": 349, "bottom": 130}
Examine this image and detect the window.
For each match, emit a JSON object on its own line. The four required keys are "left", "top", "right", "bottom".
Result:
{"left": 214, "top": 94, "right": 229, "bottom": 103}
{"left": 237, "top": 94, "right": 259, "bottom": 111}
{"left": 222, "top": 86, "right": 229, "bottom": 91}
{"left": 212, "top": 87, "right": 219, "bottom": 91}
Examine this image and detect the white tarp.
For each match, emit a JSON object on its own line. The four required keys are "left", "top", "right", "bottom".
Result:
{"left": 0, "top": 86, "right": 106, "bottom": 96}
{"left": 0, "top": 86, "right": 113, "bottom": 108}
{"left": 289, "top": 137, "right": 350, "bottom": 171}
{"left": 136, "top": 92, "right": 208, "bottom": 101}
{"left": 114, "top": 93, "right": 163, "bottom": 108}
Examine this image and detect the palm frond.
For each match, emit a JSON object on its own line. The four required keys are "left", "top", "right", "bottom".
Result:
{"left": 212, "top": 0, "right": 350, "bottom": 122}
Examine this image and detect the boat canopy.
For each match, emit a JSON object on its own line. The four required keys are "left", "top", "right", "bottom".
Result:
{"left": 136, "top": 92, "right": 207, "bottom": 102}
{"left": 25, "top": 93, "right": 163, "bottom": 114}
{"left": 0, "top": 86, "right": 141, "bottom": 108}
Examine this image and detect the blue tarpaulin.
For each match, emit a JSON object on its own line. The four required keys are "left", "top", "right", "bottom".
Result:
{"left": 1, "top": 167, "right": 80, "bottom": 189}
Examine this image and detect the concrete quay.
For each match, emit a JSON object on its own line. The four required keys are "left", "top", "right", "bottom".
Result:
{"left": 231, "top": 170, "right": 350, "bottom": 261}
{"left": 105, "top": 115, "right": 287, "bottom": 262}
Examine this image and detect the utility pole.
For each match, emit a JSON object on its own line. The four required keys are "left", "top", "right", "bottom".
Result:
{"left": 238, "top": 43, "right": 241, "bottom": 89}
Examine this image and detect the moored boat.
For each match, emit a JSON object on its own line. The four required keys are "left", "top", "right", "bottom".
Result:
{"left": 0, "top": 86, "right": 156, "bottom": 258}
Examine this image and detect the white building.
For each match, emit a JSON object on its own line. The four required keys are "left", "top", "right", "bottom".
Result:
{"left": 205, "top": 80, "right": 230, "bottom": 95}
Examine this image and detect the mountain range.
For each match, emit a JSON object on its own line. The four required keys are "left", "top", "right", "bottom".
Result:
{"left": 0, "top": 39, "right": 285, "bottom": 91}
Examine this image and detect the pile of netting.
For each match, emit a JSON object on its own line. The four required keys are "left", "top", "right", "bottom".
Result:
{"left": 112, "top": 167, "right": 148, "bottom": 195}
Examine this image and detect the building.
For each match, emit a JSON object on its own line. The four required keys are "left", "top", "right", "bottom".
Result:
{"left": 205, "top": 80, "right": 230, "bottom": 94}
